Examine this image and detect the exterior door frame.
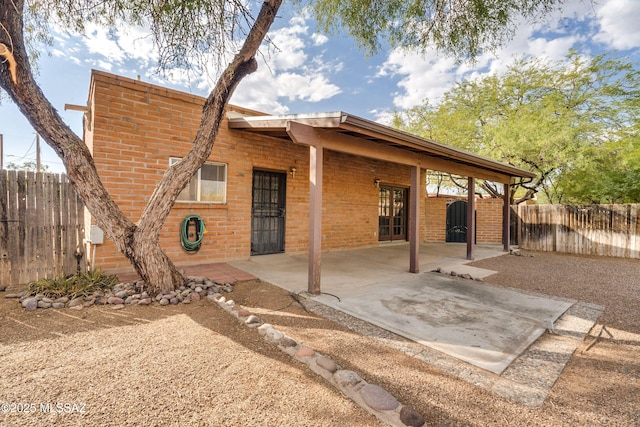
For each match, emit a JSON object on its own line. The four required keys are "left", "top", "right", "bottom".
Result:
{"left": 251, "top": 169, "right": 287, "bottom": 255}
{"left": 378, "top": 184, "right": 409, "bottom": 242}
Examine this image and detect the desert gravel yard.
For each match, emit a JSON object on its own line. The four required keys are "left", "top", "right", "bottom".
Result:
{"left": 1, "top": 250, "right": 639, "bottom": 426}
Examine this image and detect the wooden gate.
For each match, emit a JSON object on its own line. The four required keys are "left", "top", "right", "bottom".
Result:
{"left": 0, "top": 171, "right": 85, "bottom": 288}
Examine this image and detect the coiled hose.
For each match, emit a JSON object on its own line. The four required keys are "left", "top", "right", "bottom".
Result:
{"left": 180, "top": 215, "right": 205, "bottom": 252}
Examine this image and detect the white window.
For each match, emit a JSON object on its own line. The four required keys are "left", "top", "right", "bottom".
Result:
{"left": 170, "top": 158, "right": 227, "bottom": 203}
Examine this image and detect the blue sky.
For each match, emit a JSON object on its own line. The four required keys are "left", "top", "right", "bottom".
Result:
{"left": 1, "top": 0, "right": 639, "bottom": 173}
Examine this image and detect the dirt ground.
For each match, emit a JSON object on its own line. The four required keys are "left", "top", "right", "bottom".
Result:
{"left": 1, "top": 250, "right": 639, "bottom": 426}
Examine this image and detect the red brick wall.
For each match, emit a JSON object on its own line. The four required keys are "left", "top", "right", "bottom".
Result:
{"left": 425, "top": 197, "right": 448, "bottom": 242}
{"left": 424, "top": 196, "right": 505, "bottom": 243}
{"left": 476, "top": 198, "right": 504, "bottom": 243}
{"left": 86, "top": 71, "right": 426, "bottom": 272}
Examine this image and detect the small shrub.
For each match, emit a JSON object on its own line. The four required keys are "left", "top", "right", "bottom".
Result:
{"left": 28, "top": 270, "right": 119, "bottom": 299}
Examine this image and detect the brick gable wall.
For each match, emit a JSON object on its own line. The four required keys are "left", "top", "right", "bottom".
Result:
{"left": 86, "top": 71, "right": 436, "bottom": 273}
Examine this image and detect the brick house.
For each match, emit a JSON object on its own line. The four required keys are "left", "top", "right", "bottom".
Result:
{"left": 83, "top": 70, "right": 534, "bottom": 292}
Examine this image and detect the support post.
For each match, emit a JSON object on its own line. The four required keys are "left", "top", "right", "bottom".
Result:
{"left": 467, "top": 177, "right": 475, "bottom": 260}
{"left": 409, "top": 166, "right": 420, "bottom": 273}
{"left": 308, "top": 145, "right": 323, "bottom": 294}
{"left": 503, "top": 182, "right": 511, "bottom": 252}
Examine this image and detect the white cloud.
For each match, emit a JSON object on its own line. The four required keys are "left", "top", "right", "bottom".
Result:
{"left": 269, "top": 23, "right": 309, "bottom": 70}
{"left": 228, "top": 13, "right": 342, "bottom": 112}
{"left": 378, "top": 49, "right": 459, "bottom": 109}
{"left": 594, "top": 0, "right": 640, "bottom": 50}
{"left": 311, "top": 33, "right": 329, "bottom": 46}
{"left": 112, "top": 25, "right": 157, "bottom": 63}
{"left": 374, "top": 0, "right": 630, "bottom": 114}
{"left": 276, "top": 72, "right": 341, "bottom": 102}
{"left": 96, "top": 60, "right": 113, "bottom": 71}
{"left": 82, "top": 23, "right": 126, "bottom": 63}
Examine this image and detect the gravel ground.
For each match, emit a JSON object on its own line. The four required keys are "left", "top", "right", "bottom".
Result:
{"left": 1, "top": 250, "right": 639, "bottom": 426}
{"left": 470, "top": 250, "right": 640, "bottom": 334}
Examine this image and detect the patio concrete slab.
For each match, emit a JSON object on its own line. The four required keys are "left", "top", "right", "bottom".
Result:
{"left": 231, "top": 243, "right": 573, "bottom": 375}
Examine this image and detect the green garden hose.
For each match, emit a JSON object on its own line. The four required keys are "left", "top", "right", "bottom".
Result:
{"left": 180, "top": 215, "right": 206, "bottom": 252}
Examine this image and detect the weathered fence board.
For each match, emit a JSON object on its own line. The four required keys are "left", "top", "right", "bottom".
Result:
{"left": 514, "top": 204, "right": 640, "bottom": 259}
{"left": 0, "top": 170, "right": 85, "bottom": 288}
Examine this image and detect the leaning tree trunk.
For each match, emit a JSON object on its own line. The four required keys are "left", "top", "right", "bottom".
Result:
{"left": 0, "top": 0, "right": 283, "bottom": 295}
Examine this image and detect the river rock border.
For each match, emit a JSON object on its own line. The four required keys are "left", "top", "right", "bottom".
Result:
{"left": 6, "top": 276, "right": 233, "bottom": 311}
{"left": 208, "top": 292, "right": 426, "bottom": 427}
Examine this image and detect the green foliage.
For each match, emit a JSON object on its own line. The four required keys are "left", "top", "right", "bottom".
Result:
{"left": 305, "top": 0, "right": 563, "bottom": 59}
{"left": 393, "top": 51, "right": 640, "bottom": 203}
{"left": 28, "top": 270, "right": 119, "bottom": 299}
{"left": 24, "top": 0, "right": 254, "bottom": 73}
{"left": 5, "top": 160, "right": 50, "bottom": 172}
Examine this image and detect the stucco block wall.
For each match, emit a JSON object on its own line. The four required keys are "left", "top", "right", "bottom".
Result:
{"left": 86, "top": 71, "right": 426, "bottom": 273}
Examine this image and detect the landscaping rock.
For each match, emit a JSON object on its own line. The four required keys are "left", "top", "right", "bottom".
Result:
{"left": 316, "top": 356, "right": 338, "bottom": 373}
{"left": 333, "top": 370, "right": 362, "bottom": 388}
{"left": 159, "top": 298, "right": 169, "bottom": 306}
{"left": 4, "top": 293, "right": 24, "bottom": 299}
{"left": 138, "top": 298, "right": 152, "bottom": 305}
{"left": 191, "top": 292, "right": 201, "bottom": 302}
{"left": 22, "top": 297, "right": 38, "bottom": 311}
{"left": 54, "top": 296, "right": 69, "bottom": 304}
{"left": 296, "top": 346, "right": 315, "bottom": 358}
{"left": 360, "top": 384, "right": 399, "bottom": 411}
{"left": 244, "top": 315, "right": 262, "bottom": 326}
{"left": 68, "top": 297, "right": 85, "bottom": 308}
{"left": 400, "top": 406, "right": 425, "bottom": 427}
{"left": 107, "top": 296, "right": 124, "bottom": 305}
{"left": 52, "top": 302, "right": 65, "bottom": 309}
{"left": 279, "top": 336, "right": 297, "bottom": 348}
{"left": 265, "top": 329, "right": 284, "bottom": 343}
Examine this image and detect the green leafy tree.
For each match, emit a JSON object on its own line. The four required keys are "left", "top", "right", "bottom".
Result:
{"left": 309, "top": 0, "right": 562, "bottom": 59}
{"left": 394, "top": 51, "right": 640, "bottom": 204}
{"left": 5, "top": 160, "right": 50, "bottom": 172}
{"left": 1, "top": 0, "right": 566, "bottom": 294}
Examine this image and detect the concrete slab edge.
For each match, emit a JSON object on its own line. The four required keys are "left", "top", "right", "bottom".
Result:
{"left": 206, "top": 293, "right": 426, "bottom": 427}
{"left": 303, "top": 297, "right": 603, "bottom": 409}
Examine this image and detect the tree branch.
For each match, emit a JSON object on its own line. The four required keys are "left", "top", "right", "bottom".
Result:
{"left": 138, "top": 0, "right": 283, "bottom": 236}
{"left": 0, "top": 0, "right": 134, "bottom": 241}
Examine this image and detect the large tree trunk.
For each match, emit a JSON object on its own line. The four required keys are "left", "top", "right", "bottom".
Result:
{"left": 0, "top": 0, "right": 282, "bottom": 295}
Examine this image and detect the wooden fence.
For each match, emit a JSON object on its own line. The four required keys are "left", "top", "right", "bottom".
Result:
{"left": 0, "top": 170, "right": 85, "bottom": 288}
{"left": 513, "top": 204, "right": 640, "bottom": 259}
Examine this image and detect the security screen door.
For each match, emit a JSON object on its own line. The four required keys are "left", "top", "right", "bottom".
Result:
{"left": 251, "top": 170, "right": 286, "bottom": 255}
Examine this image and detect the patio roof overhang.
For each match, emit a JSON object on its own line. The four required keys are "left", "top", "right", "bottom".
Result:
{"left": 228, "top": 111, "right": 535, "bottom": 184}
{"left": 228, "top": 110, "right": 532, "bottom": 295}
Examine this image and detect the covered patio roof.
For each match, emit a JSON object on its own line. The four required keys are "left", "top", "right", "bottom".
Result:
{"left": 228, "top": 110, "right": 535, "bottom": 295}
{"left": 228, "top": 111, "right": 535, "bottom": 184}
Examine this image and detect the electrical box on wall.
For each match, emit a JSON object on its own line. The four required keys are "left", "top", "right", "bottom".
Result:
{"left": 89, "top": 225, "right": 104, "bottom": 245}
